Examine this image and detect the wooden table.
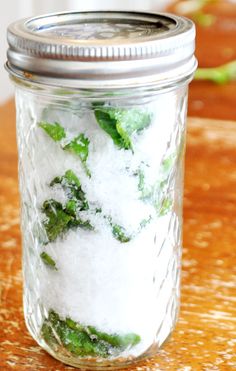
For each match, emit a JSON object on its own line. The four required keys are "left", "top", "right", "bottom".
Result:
{"left": 1, "top": 97, "right": 236, "bottom": 370}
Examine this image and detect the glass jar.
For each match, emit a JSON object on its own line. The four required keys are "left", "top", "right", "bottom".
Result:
{"left": 6, "top": 11, "right": 196, "bottom": 370}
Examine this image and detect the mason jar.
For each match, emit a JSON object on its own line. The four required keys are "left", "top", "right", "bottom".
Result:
{"left": 6, "top": 11, "right": 196, "bottom": 370}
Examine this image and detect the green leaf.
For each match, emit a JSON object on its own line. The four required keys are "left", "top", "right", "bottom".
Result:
{"left": 110, "top": 108, "right": 151, "bottom": 136}
{"left": 137, "top": 168, "right": 145, "bottom": 194}
{"left": 42, "top": 171, "right": 93, "bottom": 241}
{"left": 38, "top": 121, "right": 90, "bottom": 177}
{"left": 192, "top": 11, "right": 216, "bottom": 27}
{"left": 161, "top": 154, "right": 176, "bottom": 174}
{"left": 39, "top": 122, "right": 66, "bottom": 141}
{"left": 66, "top": 317, "right": 84, "bottom": 332}
{"left": 94, "top": 107, "right": 151, "bottom": 150}
{"left": 139, "top": 215, "right": 152, "bottom": 230}
{"left": 41, "top": 310, "right": 141, "bottom": 358}
{"left": 41, "top": 322, "right": 58, "bottom": 347}
{"left": 40, "top": 252, "right": 57, "bottom": 270}
{"left": 94, "top": 110, "right": 125, "bottom": 148}
{"left": 194, "top": 60, "right": 236, "bottom": 85}
{"left": 51, "top": 170, "right": 89, "bottom": 211}
{"left": 137, "top": 169, "right": 153, "bottom": 201}
{"left": 42, "top": 200, "right": 73, "bottom": 242}
{"left": 104, "top": 215, "right": 131, "bottom": 243}
{"left": 116, "top": 122, "right": 132, "bottom": 150}
{"left": 137, "top": 154, "right": 175, "bottom": 216}
{"left": 87, "top": 326, "right": 141, "bottom": 348}
{"left": 64, "top": 169, "right": 81, "bottom": 188}
{"left": 159, "top": 198, "right": 173, "bottom": 217}
{"left": 63, "top": 134, "right": 91, "bottom": 177}
{"left": 64, "top": 134, "right": 89, "bottom": 162}
{"left": 69, "top": 217, "right": 94, "bottom": 231}
{"left": 112, "top": 223, "right": 131, "bottom": 243}
{"left": 65, "top": 199, "right": 78, "bottom": 216}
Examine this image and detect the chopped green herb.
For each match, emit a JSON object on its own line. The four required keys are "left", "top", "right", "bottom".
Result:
{"left": 94, "top": 110, "right": 124, "bottom": 148}
{"left": 65, "top": 199, "right": 78, "bottom": 216}
{"left": 94, "top": 107, "right": 151, "bottom": 150}
{"left": 38, "top": 122, "right": 90, "bottom": 177}
{"left": 87, "top": 325, "right": 140, "bottom": 349}
{"left": 111, "top": 108, "right": 152, "bottom": 135}
{"left": 161, "top": 154, "right": 176, "bottom": 174}
{"left": 42, "top": 170, "right": 93, "bottom": 241}
{"left": 42, "top": 198, "right": 92, "bottom": 242}
{"left": 40, "top": 252, "right": 57, "bottom": 270}
{"left": 159, "top": 198, "right": 173, "bottom": 217}
{"left": 41, "top": 321, "right": 58, "bottom": 347}
{"left": 137, "top": 154, "right": 176, "bottom": 216}
{"left": 63, "top": 134, "right": 91, "bottom": 177}
{"left": 105, "top": 216, "right": 131, "bottom": 243}
{"left": 51, "top": 170, "right": 89, "bottom": 211}
{"left": 64, "top": 201, "right": 93, "bottom": 232}
{"left": 112, "top": 223, "right": 131, "bottom": 243}
{"left": 139, "top": 215, "right": 152, "bottom": 230}
{"left": 69, "top": 217, "right": 94, "bottom": 230}
{"left": 137, "top": 169, "right": 152, "bottom": 201}
{"left": 62, "top": 169, "right": 81, "bottom": 187}
{"left": 41, "top": 310, "right": 141, "bottom": 358}
{"left": 192, "top": 11, "right": 216, "bottom": 27}
{"left": 194, "top": 60, "right": 236, "bottom": 85}
{"left": 39, "top": 122, "right": 66, "bottom": 141}
{"left": 138, "top": 175, "right": 173, "bottom": 216}
{"left": 42, "top": 200, "right": 73, "bottom": 242}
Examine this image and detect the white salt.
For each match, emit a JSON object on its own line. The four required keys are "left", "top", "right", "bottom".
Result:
{"left": 17, "top": 88, "right": 183, "bottom": 358}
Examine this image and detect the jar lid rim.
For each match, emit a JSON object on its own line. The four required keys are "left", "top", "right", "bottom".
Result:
{"left": 6, "top": 10, "right": 196, "bottom": 86}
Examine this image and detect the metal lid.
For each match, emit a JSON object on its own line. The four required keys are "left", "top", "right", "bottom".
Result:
{"left": 6, "top": 11, "right": 197, "bottom": 89}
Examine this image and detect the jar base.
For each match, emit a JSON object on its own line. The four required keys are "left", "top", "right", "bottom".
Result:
{"left": 39, "top": 340, "right": 162, "bottom": 370}
{"left": 24, "top": 301, "right": 175, "bottom": 370}
{"left": 25, "top": 317, "right": 167, "bottom": 370}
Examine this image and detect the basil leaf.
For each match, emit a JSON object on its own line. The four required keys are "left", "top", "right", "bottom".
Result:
{"left": 40, "top": 252, "right": 57, "bottom": 270}
{"left": 39, "top": 121, "right": 90, "bottom": 177}
{"left": 51, "top": 170, "right": 89, "bottom": 211}
{"left": 42, "top": 200, "right": 73, "bottom": 242}
{"left": 112, "top": 223, "right": 131, "bottom": 243}
{"left": 41, "top": 310, "right": 141, "bottom": 358}
{"left": 94, "top": 107, "right": 151, "bottom": 150}
{"left": 63, "top": 134, "right": 91, "bottom": 177}
{"left": 39, "top": 122, "right": 66, "bottom": 141}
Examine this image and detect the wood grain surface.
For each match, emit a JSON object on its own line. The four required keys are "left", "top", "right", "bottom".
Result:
{"left": 0, "top": 98, "right": 236, "bottom": 370}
